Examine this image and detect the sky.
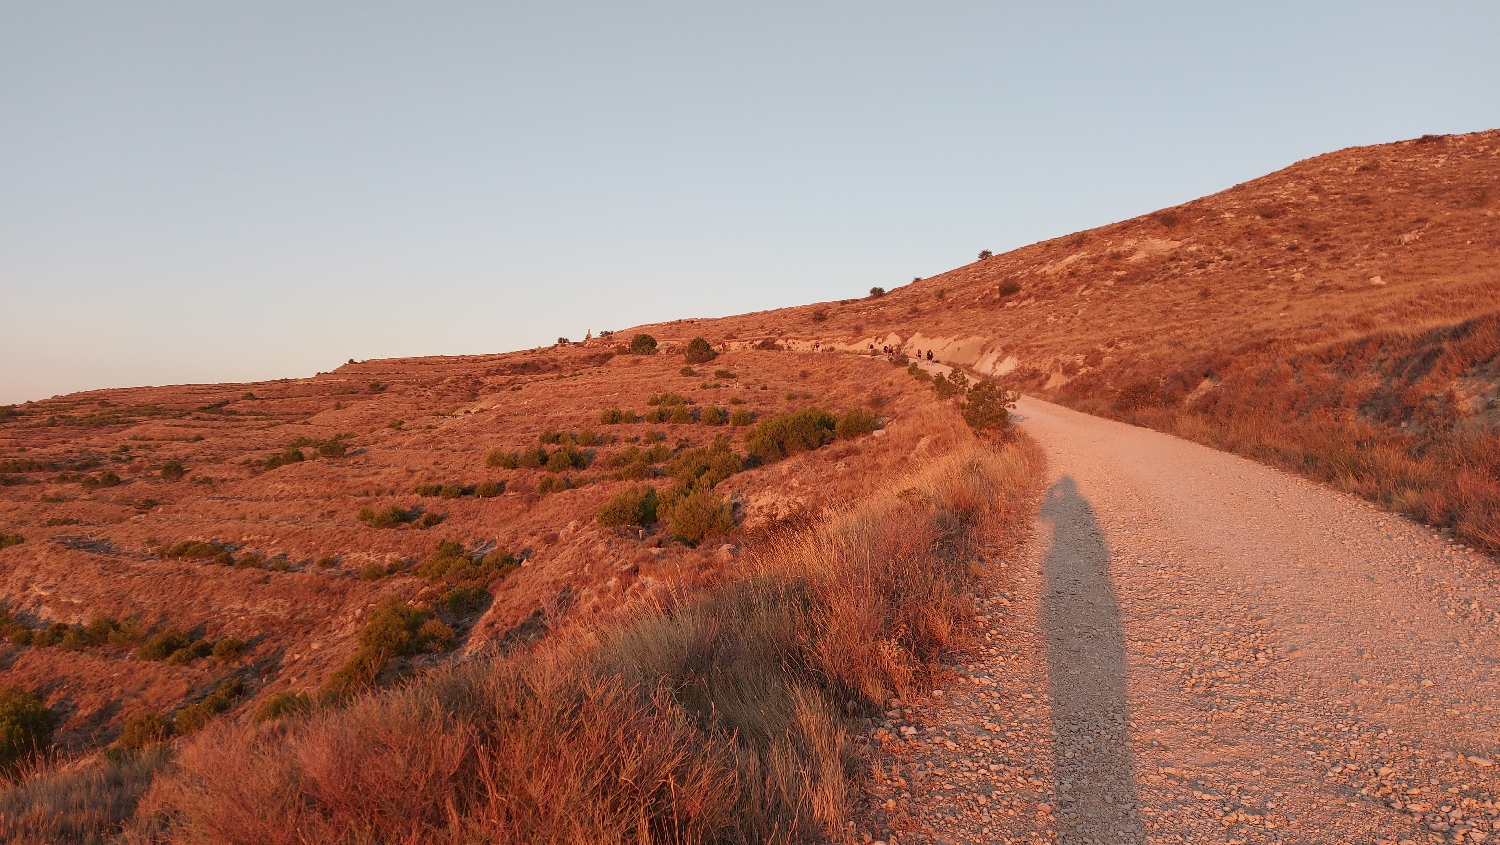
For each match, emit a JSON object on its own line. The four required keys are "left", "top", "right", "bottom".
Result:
{"left": 3, "top": 2, "right": 1498, "bottom": 405}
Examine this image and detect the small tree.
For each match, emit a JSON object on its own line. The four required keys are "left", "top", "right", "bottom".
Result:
{"left": 629, "top": 334, "right": 658, "bottom": 355}
{"left": 962, "top": 381, "right": 1017, "bottom": 433}
{"left": 869, "top": 287, "right": 886, "bottom": 298}
{"left": 683, "top": 337, "right": 717, "bottom": 364}
{"left": 663, "top": 486, "right": 734, "bottom": 546}
{"left": 0, "top": 688, "right": 56, "bottom": 774}
{"left": 978, "top": 249, "right": 993, "bottom": 260}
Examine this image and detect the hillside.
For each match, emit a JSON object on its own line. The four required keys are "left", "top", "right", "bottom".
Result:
{"left": 631, "top": 128, "right": 1500, "bottom": 549}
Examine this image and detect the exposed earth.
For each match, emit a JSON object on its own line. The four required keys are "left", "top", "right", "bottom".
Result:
{"left": 858, "top": 395, "right": 1500, "bottom": 845}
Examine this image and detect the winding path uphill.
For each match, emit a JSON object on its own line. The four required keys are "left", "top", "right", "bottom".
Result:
{"left": 869, "top": 397, "right": 1500, "bottom": 845}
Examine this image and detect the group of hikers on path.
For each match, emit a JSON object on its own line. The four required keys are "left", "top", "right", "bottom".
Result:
{"left": 871, "top": 343, "right": 936, "bottom": 362}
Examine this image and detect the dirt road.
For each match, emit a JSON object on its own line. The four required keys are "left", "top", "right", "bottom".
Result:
{"left": 863, "top": 396, "right": 1500, "bottom": 845}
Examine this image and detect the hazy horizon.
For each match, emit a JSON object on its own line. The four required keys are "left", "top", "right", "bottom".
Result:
{"left": 4, "top": 2, "right": 1498, "bottom": 405}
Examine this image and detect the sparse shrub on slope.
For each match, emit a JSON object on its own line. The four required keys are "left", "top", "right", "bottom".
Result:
{"left": 118, "top": 712, "right": 171, "bottom": 749}
{"left": 322, "top": 597, "right": 454, "bottom": 703}
{"left": 699, "top": 405, "right": 726, "bottom": 426}
{"left": 835, "top": 407, "right": 880, "bottom": 439}
{"left": 745, "top": 407, "right": 838, "bottom": 463}
{"left": 0, "top": 533, "right": 22, "bottom": 550}
{"left": 486, "top": 449, "right": 519, "bottom": 468}
{"left": 599, "top": 407, "right": 640, "bottom": 425}
{"left": 261, "top": 446, "right": 304, "bottom": 470}
{"left": 661, "top": 486, "right": 734, "bottom": 546}
{"left": 357, "top": 505, "right": 415, "bottom": 529}
{"left": 597, "top": 485, "right": 659, "bottom": 528}
{"left": 0, "top": 688, "right": 56, "bottom": 775}
{"left": 160, "top": 459, "right": 187, "bottom": 481}
{"left": 683, "top": 336, "right": 717, "bottom": 364}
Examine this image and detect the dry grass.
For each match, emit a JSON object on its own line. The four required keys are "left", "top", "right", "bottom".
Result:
{"left": 121, "top": 416, "right": 1041, "bottom": 844}
{"left": 0, "top": 748, "right": 170, "bottom": 844}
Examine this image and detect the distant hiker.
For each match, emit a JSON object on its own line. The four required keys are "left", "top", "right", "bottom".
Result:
{"left": 926, "top": 350, "right": 933, "bottom": 361}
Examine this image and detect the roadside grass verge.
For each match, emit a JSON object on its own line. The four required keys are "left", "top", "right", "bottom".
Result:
{"left": 125, "top": 419, "right": 1041, "bottom": 843}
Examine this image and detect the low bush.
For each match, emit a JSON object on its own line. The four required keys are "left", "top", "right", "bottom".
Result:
{"left": 755, "top": 338, "right": 783, "bottom": 351}
{"left": 835, "top": 407, "right": 880, "bottom": 439}
{"left": 599, "top": 407, "right": 640, "bottom": 425}
{"left": 212, "top": 637, "right": 244, "bottom": 661}
{"left": 545, "top": 444, "right": 587, "bottom": 473}
{"left": 713, "top": 369, "right": 736, "bottom": 380}
{"left": 680, "top": 366, "right": 697, "bottom": 376}
{"left": 978, "top": 249, "right": 993, "bottom": 259}
{"left": 810, "top": 308, "right": 828, "bottom": 323}
{"left": 683, "top": 337, "right": 717, "bottom": 364}
{"left": 137, "top": 628, "right": 193, "bottom": 661}
{"left": 0, "top": 533, "right": 22, "bottom": 551}
{"left": 745, "top": 407, "right": 838, "bottom": 463}
{"left": 322, "top": 597, "right": 454, "bottom": 703}
{"left": 869, "top": 286, "right": 886, "bottom": 297}
{"left": 907, "top": 361, "right": 931, "bottom": 382}
{"left": 699, "top": 405, "right": 725, "bottom": 425}
{"left": 730, "top": 408, "right": 754, "bottom": 427}
{"left": 173, "top": 678, "right": 245, "bottom": 735}
{"left": 536, "top": 475, "right": 573, "bottom": 494}
{"left": 80, "top": 471, "right": 121, "bottom": 488}
{"left": 251, "top": 692, "right": 312, "bottom": 724}
{"left": 597, "top": 485, "right": 660, "bottom": 528}
{"left": 0, "top": 687, "right": 57, "bottom": 774}
{"left": 661, "top": 486, "right": 735, "bottom": 546}
{"left": 414, "top": 541, "right": 518, "bottom": 587}
{"left": 161, "top": 539, "right": 231, "bottom": 562}
{"left": 517, "top": 445, "right": 548, "bottom": 468}
{"left": 486, "top": 449, "right": 519, "bottom": 468}
{"left": 118, "top": 712, "right": 171, "bottom": 749}
{"left": 442, "top": 585, "right": 489, "bottom": 616}
{"left": 997, "top": 280, "right": 1022, "bottom": 297}
{"left": 262, "top": 446, "right": 305, "bottom": 470}
{"left": 160, "top": 459, "right": 186, "bottom": 481}
{"left": 359, "top": 562, "right": 387, "bottom": 581}
{"left": 475, "top": 480, "right": 504, "bottom": 498}
{"left": 357, "top": 506, "right": 414, "bottom": 529}
{"left": 629, "top": 334, "right": 658, "bottom": 355}
{"left": 317, "top": 439, "right": 348, "bottom": 459}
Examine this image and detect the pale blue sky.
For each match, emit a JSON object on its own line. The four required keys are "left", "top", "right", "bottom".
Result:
{"left": 3, "top": 2, "right": 1497, "bottom": 404}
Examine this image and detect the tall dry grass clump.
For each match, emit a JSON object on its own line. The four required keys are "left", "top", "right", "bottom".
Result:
{"left": 124, "top": 419, "right": 1041, "bottom": 844}
{"left": 0, "top": 747, "right": 169, "bottom": 844}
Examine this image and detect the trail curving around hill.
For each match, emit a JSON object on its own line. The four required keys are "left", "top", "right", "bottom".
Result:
{"left": 868, "top": 396, "right": 1500, "bottom": 845}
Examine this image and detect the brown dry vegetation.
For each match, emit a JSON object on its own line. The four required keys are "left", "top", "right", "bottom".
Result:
{"left": 630, "top": 129, "right": 1500, "bottom": 552}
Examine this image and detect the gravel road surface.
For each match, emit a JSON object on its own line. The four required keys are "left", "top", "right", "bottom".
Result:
{"left": 861, "top": 396, "right": 1500, "bottom": 845}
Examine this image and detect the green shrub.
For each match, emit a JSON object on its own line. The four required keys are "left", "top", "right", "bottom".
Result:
{"left": 518, "top": 445, "right": 548, "bottom": 468}
{"left": 599, "top": 407, "right": 639, "bottom": 425}
{"left": 419, "top": 512, "right": 444, "bottom": 528}
{"left": 597, "top": 485, "right": 660, "bottom": 527}
{"left": 0, "top": 533, "right": 22, "bottom": 550}
{"left": 869, "top": 286, "right": 886, "bottom": 297}
{"left": 683, "top": 337, "right": 717, "bottom": 364}
{"left": 476, "top": 480, "right": 504, "bottom": 498}
{"left": 730, "top": 409, "right": 754, "bottom": 427}
{"left": 160, "top": 459, "right": 187, "bottom": 481}
{"left": 251, "top": 692, "right": 311, "bottom": 724}
{"left": 263, "top": 446, "right": 305, "bottom": 470}
{"left": 662, "top": 486, "right": 735, "bottom": 546}
{"left": 174, "top": 678, "right": 243, "bottom": 733}
{"left": 359, "top": 562, "right": 387, "bottom": 581}
{"left": 962, "top": 381, "right": 1017, "bottom": 432}
{"left": 0, "top": 687, "right": 56, "bottom": 774}
{"left": 664, "top": 439, "right": 741, "bottom": 491}
{"left": 629, "top": 334, "right": 658, "bottom": 355}
{"left": 108, "top": 618, "right": 146, "bottom": 646}
{"left": 234, "top": 552, "right": 263, "bottom": 569}
{"left": 537, "top": 475, "right": 573, "bottom": 494}
{"left": 907, "top": 362, "right": 930, "bottom": 382}
{"left": 81, "top": 471, "right": 121, "bottom": 488}
{"left": 31, "top": 623, "right": 69, "bottom": 648}
{"left": 643, "top": 430, "right": 665, "bottom": 443}
{"left": 163, "top": 539, "right": 231, "bottom": 561}
{"left": 835, "top": 407, "right": 879, "bottom": 439}
{"left": 315, "top": 555, "right": 339, "bottom": 568}
{"left": 212, "top": 637, "right": 245, "bottom": 661}
{"left": 138, "top": 628, "right": 192, "bottom": 661}
{"left": 997, "top": 280, "right": 1022, "bottom": 297}
{"left": 576, "top": 429, "right": 600, "bottom": 447}
{"left": 442, "top": 585, "right": 489, "bottom": 616}
{"left": 713, "top": 370, "right": 736, "bottom": 380}
{"left": 680, "top": 366, "right": 697, "bottom": 376}
{"left": 418, "top": 619, "right": 456, "bottom": 651}
{"left": 933, "top": 369, "right": 970, "bottom": 399}
{"left": 647, "top": 392, "right": 688, "bottom": 407}
{"left": 810, "top": 309, "right": 828, "bottom": 323}
{"left": 668, "top": 405, "right": 694, "bottom": 425}
{"left": 699, "top": 405, "right": 726, "bottom": 426}
{"left": 438, "top": 484, "right": 468, "bottom": 499}
{"left": 357, "top": 505, "right": 413, "bottom": 529}
{"left": 118, "top": 712, "right": 171, "bottom": 749}
{"left": 486, "top": 449, "right": 519, "bottom": 468}
{"left": 546, "top": 444, "right": 587, "bottom": 473}
{"left": 745, "top": 407, "right": 838, "bottom": 463}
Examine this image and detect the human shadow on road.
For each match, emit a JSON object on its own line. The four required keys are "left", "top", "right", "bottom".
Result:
{"left": 1040, "top": 476, "right": 1142, "bottom": 845}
